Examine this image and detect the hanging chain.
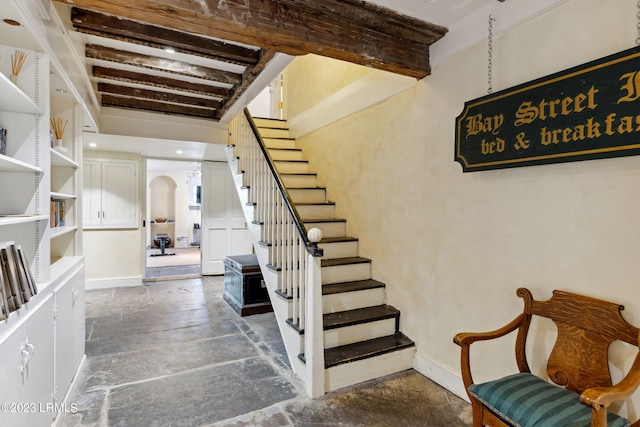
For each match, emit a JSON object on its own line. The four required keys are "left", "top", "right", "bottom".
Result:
{"left": 488, "top": 14, "right": 496, "bottom": 94}
{"left": 636, "top": 0, "right": 640, "bottom": 45}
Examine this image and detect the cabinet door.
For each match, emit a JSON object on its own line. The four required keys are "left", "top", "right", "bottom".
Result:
{"left": 101, "top": 160, "right": 138, "bottom": 228}
{"left": 54, "top": 265, "right": 85, "bottom": 406}
{"left": 82, "top": 160, "right": 102, "bottom": 227}
{"left": 0, "top": 294, "right": 55, "bottom": 427}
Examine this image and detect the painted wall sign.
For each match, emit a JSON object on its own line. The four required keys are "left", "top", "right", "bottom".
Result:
{"left": 455, "top": 46, "right": 640, "bottom": 172}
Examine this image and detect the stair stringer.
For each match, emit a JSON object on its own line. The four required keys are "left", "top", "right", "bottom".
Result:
{"left": 225, "top": 145, "right": 310, "bottom": 386}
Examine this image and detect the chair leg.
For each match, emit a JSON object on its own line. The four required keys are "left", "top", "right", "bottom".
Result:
{"left": 590, "top": 408, "right": 608, "bottom": 427}
{"left": 471, "top": 398, "right": 485, "bottom": 427}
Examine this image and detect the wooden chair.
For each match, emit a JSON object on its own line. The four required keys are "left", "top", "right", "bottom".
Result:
{"left": 454, "top": 288, "right": 640, "bottom": 427}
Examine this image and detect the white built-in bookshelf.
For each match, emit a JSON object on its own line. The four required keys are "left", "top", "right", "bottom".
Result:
{"left": 0, "top": 41, "right": 85, "bottom": 426}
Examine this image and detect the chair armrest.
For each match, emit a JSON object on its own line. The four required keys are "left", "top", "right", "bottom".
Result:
{"left": 580, "top": 346, "right": 640, "bottom": 410}
{"left": 454, "top": 313, "right": 526, "bottom": 346}
{"left": 454, "top": 313, "right": 527, "bottom": 394}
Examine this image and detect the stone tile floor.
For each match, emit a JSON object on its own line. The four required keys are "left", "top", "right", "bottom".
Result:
{"left": 60, "top": 276, "right": 472, "bottom": 427}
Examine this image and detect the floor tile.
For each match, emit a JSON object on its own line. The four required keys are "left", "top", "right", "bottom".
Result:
{"left": 61, "top": 277, "right": 471, "bottom": 427}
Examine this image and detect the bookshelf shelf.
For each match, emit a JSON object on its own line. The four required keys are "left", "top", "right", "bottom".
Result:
{"left": 50, "top": 191, "right": 76, "bottom": 200}
{"left": 50, "top": 148, "right": 78, "bottom": 168}
{"left": 0, "top": 214, "right": 48, "bottom": 226}
{"left": 0, "top": 153, "right": 42, "bottom": 173}
{"left": 50, "top": 225, "right": 78, "bottom": 239}
{"left": 0, "top": 72, "right": 40, "bottom": 114}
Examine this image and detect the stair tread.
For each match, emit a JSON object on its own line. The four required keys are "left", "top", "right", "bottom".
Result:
{"left": 321, "top": 257, "right": 371, "bottom": 267}
{"left": 281, "top": 172, "right": 317, "bottom": 176}
{"left": 324, "top": 305, "right": 399, "bottom": 330}
{"left": 268, "top": 147, "right": 302, "bottom": 152}
{"left": 289, "top": 187, "right": 326, "bottom": 191}
{"left": 322, "top": 279, "right": 385, "bottom": 295}
{"left": 263, "top": 136, "right": 295, "bottom": 140}
{"left": 296, "top": 202, "right": 336, "bottom": 206}
{"left": 304, "top": 218, "right": 346, "bottom": 223}
{"left": 324, "top": 332, "right": 415, "bottom": 368}
{"left": 319, "top": 236, "right": 358, "bottom": 243}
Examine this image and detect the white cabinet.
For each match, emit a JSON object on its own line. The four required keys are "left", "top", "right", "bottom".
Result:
{"left": 83, "top": 158, "right": 139, "bottom": 228}
{"left": 54, "top": 263, "right": 85, "bottom": 408}
{"left": 0, "top": 294, "right": 55, "bottom": 427}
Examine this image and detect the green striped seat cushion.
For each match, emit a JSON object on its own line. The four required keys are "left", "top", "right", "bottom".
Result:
{"left": 468, "top": 373, "right": 630, "bottom": 427}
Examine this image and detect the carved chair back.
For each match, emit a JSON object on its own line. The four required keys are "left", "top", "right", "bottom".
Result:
{"left": 516, "top": 288, "right": 639, "bottom": 394}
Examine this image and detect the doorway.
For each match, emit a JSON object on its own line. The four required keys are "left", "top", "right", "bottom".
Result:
{"left": 145, "top": 159, "right": 202, "bottom": 281}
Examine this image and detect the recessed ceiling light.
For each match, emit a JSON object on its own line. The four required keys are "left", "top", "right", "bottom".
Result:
{"left": 165, "top": 47, "right": 176, "bottom": 54}
{"left": 89, "top": 143, "right": 97, "bottom": 148}
{"left": 3, "top": 19, "right": 21, "bottom": 26}
{"left": 176, "top": 149, "right": 183, "bottom": 154}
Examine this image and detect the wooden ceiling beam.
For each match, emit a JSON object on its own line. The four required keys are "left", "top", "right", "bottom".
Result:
{"left": 217, "top": 49, "right": 277, "bottom": 119}
{"left": 53, "top": 0, "right": 448, "bottom": 79}
{"left": 72, "top": 8, "right": 261, "bottom": 67}
{"left": 92, "top": 66, "right": 231, "bottom": 99}
{"left": 97, "top": 82, "right": 223, "bottom": 110}
{"left": 101, "top": 94, "right": 217, "bottom": 119}
{"left": 86, "top": 44, "right": 243, "bottom": 86}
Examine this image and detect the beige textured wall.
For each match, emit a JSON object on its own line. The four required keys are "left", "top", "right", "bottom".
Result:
{"left": 285, "top": 54, "right": 371, "bottom": 119}
{"left": 290, "top": 0, "right": 640, "bottom": 414}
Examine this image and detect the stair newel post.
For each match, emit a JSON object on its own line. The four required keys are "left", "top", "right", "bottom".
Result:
{"left": 305, "top": 228, "right": 325, "bottom": 397}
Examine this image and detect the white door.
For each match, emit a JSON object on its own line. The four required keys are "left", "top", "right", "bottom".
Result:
{"left": 201, "top": 161, "right": 252, "bottom": 274}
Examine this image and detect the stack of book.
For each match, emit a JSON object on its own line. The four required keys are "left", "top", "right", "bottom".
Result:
{"left": 0, "top": 242, "right": 38, "bottom": 320}
{"left": 50, "top": 200, "right": 65, "bottom": 228}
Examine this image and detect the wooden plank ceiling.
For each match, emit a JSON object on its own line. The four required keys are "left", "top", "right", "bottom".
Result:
{"left": 53, "top": 0, "right": 448, "bottom": 121}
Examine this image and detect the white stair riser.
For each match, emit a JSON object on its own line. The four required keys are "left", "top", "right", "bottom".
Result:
{"left": 318, "top": 240, "right": 359, "bottom": 259}
{"left": 322, "top": 288, "right": 385, "bottom": 314}
{"left": 269, "top": 149, "right": 304, "bottom": 161}
{"left": 257, "top": 127, "right": 290, "bottom": 138}
{"left": 237, "top": 187, "right": 250, "bottom": 206}
{"left": 274, "top": 161, "right": 309, "bottom": 174}
{"left": 281, "top": 174, "right": 317, "bottom": 188}
{"left": 228, "top": 153, "right": 240, "bottom": 174}
{"left": 253, "top": 119, "right": 288, "bottom": 129}
{"left": 305, "top": 221, "right": 346, "bottom": 238}
{"left": 289, "top": 188, "right": 326, "bottom": 204}
{"left": 322, "top": 262, "right": 371, "bottom": 284}
{"left": 263, "top": 138, "right": 297, "bottom": 150}
{"left": 325, "top": 347, "right": 415, "bottom": 392}
{"left": 324, "top": 318, "right": 396, "bottom": 349}
{"left": 296, "top": 204, "right": 336, "bottom": 220}
{"left": 233, "top": 171, "right": 245, "bottom": 188}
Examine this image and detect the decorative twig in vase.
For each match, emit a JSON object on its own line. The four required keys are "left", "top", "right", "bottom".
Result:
{"left": 10, "top": 50, "right": 26, "bottom": 85}
{"left": 50, "top": 117, "right": 68, "bottom": 153}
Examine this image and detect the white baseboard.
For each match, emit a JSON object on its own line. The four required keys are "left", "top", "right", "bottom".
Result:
{"left": 413, "top": 351, "right": 470, "bottom": 403}
{"left": 85, "top": 276, "right": 143, "bottom": 290}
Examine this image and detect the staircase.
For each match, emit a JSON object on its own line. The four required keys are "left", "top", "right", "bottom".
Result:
{"left": 226, "top": 110, "right": 414, "bottom": 396}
